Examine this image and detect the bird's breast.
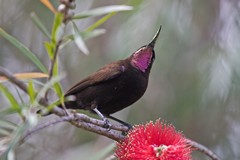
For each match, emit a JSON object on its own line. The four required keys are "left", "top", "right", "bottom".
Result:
{"left": 97, "top": 68, "right": 149, "bottom": 114}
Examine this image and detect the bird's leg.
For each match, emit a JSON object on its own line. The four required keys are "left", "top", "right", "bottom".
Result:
{"left": 61, "top": 103, "right": 71, "bottom": 116}
{"left": 107, "top": 115, "right": 132, "bottom": 131}
{"left": 107, "top": 115, "right": 132, "bottom": 136}
{"left": 92, "top": 107, "right": 112, "bottom": 129}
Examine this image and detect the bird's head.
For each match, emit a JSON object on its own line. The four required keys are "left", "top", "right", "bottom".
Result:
{"left": 130, "top": 26, "right": 161, "bottom": 73}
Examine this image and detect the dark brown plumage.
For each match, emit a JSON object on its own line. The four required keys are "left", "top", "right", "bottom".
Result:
{"left": 63, "top": 26, "right": 162, "bottom": 128}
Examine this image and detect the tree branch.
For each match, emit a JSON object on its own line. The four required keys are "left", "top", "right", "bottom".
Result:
{"left": 0, "top": 66, "right": 28, "bottom": 93}
{"left": 187, "top": 139, "right": 221, "bottom": 160}
{"left": 20, "top": 116, "right": 75, "bottom": 143}
{"left": 20, "top": 114, "right": 125, "bottom": 145}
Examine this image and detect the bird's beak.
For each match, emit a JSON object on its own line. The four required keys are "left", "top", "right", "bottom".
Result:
{"left": 148, "top": 25, "right": 162, "bottom": 48}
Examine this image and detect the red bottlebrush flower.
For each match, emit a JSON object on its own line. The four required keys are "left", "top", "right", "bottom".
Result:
{"left": 115, "top": 119, "right": 192, "bottom": 160}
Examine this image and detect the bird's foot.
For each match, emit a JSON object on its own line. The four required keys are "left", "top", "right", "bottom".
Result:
{"left": 121, "top": 124, "right": 133, "bottom": 135}
{"left": 103, "top": 118, "right": 112, "bottom": 130}
{"left": 125, "top": 124, "right": 133, "bottom": 130}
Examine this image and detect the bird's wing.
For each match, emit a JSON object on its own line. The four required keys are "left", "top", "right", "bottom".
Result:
{"left": 65, "top": 61, "right": 126, "bottom": 96}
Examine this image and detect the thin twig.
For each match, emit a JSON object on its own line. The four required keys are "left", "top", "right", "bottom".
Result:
{"left": 20, "top": 116, "right": 75, "bottom": 143}
{"left": 47, "top": 40, "right": 62, "bottom": 82}
{"left": 20, "top": 114, "right": 125, "bottom": 145}
{"left": 45, "top": 0, "right": 75, "bottom": 99}
{"left": 187, "top": 139, "right": 221, "bottom": 160}
{"left": 0, "top": 66, "right": 28, "bottom": 93}
{"left": 45, "top": 40, "right": 62, "bottom": 100}
{"left": 47, "top": 0, "right": 74, "bottom": 80}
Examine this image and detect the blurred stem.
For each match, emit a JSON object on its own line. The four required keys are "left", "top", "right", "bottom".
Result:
{"left": 187, "top": 139, "right": 221, "bottom": 160}
{"left": 20, "top": 116, "right": 74, "bottom": 144}
{"left": 0, "top": 66, "right": 28, "bottom": 93}
{"left": 47, "top": 39, "right": 62, "bottom": 85}
{"left": 45, "top": 18, "right": 64, "bottom": 100}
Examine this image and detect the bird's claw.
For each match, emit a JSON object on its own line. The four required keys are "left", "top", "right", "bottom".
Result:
{"left": 121, "top": 124, "right": 133, "bottom": 135}
{"left": 103, "top": 118, "right": 112, "bottom": 130}
{"left": 126, "top": 124, "right": 133, "bottom": 130}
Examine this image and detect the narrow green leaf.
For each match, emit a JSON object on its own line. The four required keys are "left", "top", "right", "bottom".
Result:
{"left": 27, "top": 81, "right": 36, "bottom": 104}
{"left": 60, "top": 29, "right": 106, "bottom": 50}
{"left": 44, "top": 41, "right": 54, "bottom": 59}
{"left": 7, "top": 124, "right": 27, "bottom": 156}
{"left": 45, "top": 13, "right": 64, "bottom": 60}
{"left": 50, "top": 58, "right": 64, "bottom": 99}
{"left": 86, "top": 12, "right": 117, "bottom": 32}
{"left": 63, "top": 29, "right": 106, "bottom": 41}
{"left": 52, "top": 13, "right": 64, "bottom": 44}
{"left": 46, "top": 99, "right": 61, "bottom": 111}
{"left": 0, "top": 84, "right": 21, "bottom": 112}
{"left": 53, "top": 82, "right": 64, "bottom": 99}
{"left": 30, "top": 12, "right": 51, "bottom": 39}
{"left": 72, "top": 22, "right": 89, "bottom": 55}
{"left": 0, "top": 28, "right": 48, "bottom": 73}
{"left": 52, "top": 57, "right": 59, "bottom": 76}
{"left": 73, "top": 5, "right": 133, "bottom": 19}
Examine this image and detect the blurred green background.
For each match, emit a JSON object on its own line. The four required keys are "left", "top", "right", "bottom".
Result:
{"left": 1, "top": 0, "right": 240, "bottom": 159}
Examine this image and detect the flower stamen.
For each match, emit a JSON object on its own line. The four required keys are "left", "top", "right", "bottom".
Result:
{"left": 153, "top": 144, "right": 168, "bottom": 157}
